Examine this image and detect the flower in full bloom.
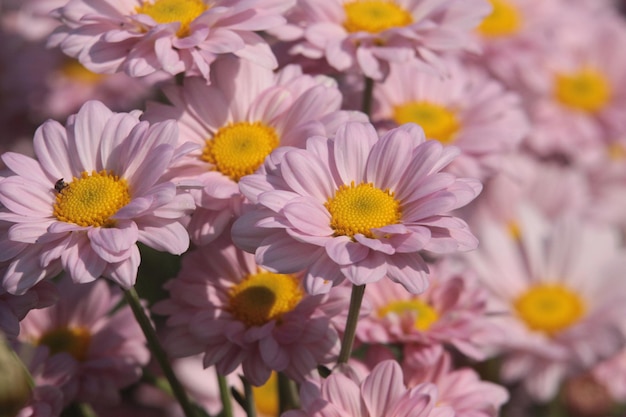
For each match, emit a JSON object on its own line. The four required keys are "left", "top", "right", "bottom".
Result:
{"left": 519, "top": 13, "right": 626, "bottom": 160}
{"left": 464, "top": 205, "right": 626, "bottom": 401}
{"left": 17, "top": 276, "right": 150, "bottom": 405}
{"left": 232, "top": 121, "right": 482, "bottom": 294}
{"left": 153, "top": 236, "right": 347, "bottom": 386}
{"left": 372, "top": 59, "right": 528, "bottom": 179}
{"left": 0, "top": 100, "right": 195, "bottom": 294}
{"left": 271, "top": 0, "right": 492, "bottom": 80}
{"left": 143, "top": 56, "right": 366, "bottom": 245}
{"left": 49, "top": 0, "right": 295, "bottom": 81}
{"left": 283, "top": 359, "right": 454, "bottom": 417}
{"left": 356, "top": 259, "right": 501, "bottom": 361}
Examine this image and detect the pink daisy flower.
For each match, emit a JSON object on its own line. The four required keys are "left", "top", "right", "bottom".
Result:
{"left": 271, "top": 0, "right": 492, "bottom": 80}
{"left": 283, "top": 359, "right": 454, "bottom": 417}
{"left": 372, "top": 58, "right": 528, "bottom": 180}
{"left": 48, "top": 0, "right": 295, "bottom": 81}
{"left": 464, "top": 205, "right": 626, "bottom": 401}
{"left": 520, "top": 13, "right": 626, "bottom": 159}
{"left": 153, "top": 236, "right": 348, "bottom": 386}
{"left": 0, "top": 100, "right": 195, "bottom": 294}
{"left": 356, "top": 259, "right": 501, "bottom": 361}
{"left": 232, "top": 121, "right": 482, "bottom": 294}
{"left": 17, "top": 276, "right": 150, "bottom": 405}
{"left": 402, "top": 347, "right": 509, "bottom": 417}
{"left": 143, "top": 56, "right": 366, "bottom": 245}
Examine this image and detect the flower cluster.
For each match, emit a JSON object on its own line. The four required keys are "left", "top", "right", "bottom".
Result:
{"left": 1, "top": 1, "right": 626, "bottom": 417}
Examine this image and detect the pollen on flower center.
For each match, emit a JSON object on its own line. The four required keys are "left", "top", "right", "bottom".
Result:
{"left": 325, "top": 181, "right": 402, "bottom": 238}
{"left": 515, "top": 284, "right": 585, "bottom": 335}
{"left": 393, "top": 101, "right": 460, "bottom": 145}
{"left": 53, "top": 170, "right": 131, "bottom": 228}
{"left": 227, "top": 272, "right": 304, "bottom": 327}
{"left": 477, "top": 0, "right": 522, "bottom": 37}
{"left": 135, "top": 0, "right": 208, "bottom": 37}
{"left": 555, "top": 68, "right": 611, "bottom": 113}
{"left": 202, "top": 121, "right": 279, "bottom": 182}
{"left": 343, "top": 0, "right": 413, "bottom": 34}
{"left": 38, "top": 327, "right": 91, "bottom": 362}
{"left": 378, "top": 299, "right": 439, "bottom": 331}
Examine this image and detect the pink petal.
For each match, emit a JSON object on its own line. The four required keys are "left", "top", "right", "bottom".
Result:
{"left": 283, "top": 198, "right": 333, "bottom": 236}
{"left": 138, "top": 221, "right": 190, "bottom": 255}
{"left": 33, "top": 120, "right": 73, "bottom": 181}
{"left": 104, "top": 245, "right": 140, "bottom": 289}
{"left": 385, "top": 253, "right": 430, "bottom": 294}
{"left": 362, "top": 361, "right": 405, "bottom": 417}
{"left": 281, "top": 150, "right": 335, "bottom": 201}
{"left": 88, "top": 221, "right": 138, "bottom": 262}
{"left": 71, "top": 101, "right": 114, "bottom": 172}
{"left": 325, "top": 237, "right": 369, "bottom": 265}
{"left": 333, "top": 122, "right": 378, "bottom": 184}
{"left": 256, "top": 234, "right": 323, "bottom": 273}
{"left": 340, "top": 252, "right": 387, "bottom": 285}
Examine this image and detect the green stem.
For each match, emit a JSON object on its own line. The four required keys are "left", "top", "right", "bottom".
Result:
{"left": 242, "top": 377, "right": 257, "bottom": 417}
{"left": 278, "top": 372, "right": 300, "bottom": 414}
{"left": 361, "top": 76, "right": 375, "bottom": 117}
{"left": 124, "top": 287, "right": 197, "bottom": 417}
{"left": 337, "top": 284, "right": 366, "bottom": 364}
{"left": 218, "top": 374, "right": 233, "bottom": 417}
{"left": 78, "top": 403, "right": 98, "bottom": 417}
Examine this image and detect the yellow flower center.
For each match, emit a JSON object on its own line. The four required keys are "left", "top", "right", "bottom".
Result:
{"left": 555, "top": 68, "right": 611, "bottom": 113}
{"left": 135, "top": 0, "right": 208, "bottom": 37}
{"left": 325, "top": 181, "right": 401, "bottom": 239}
{"left": 60, "top": 59, "right": 105, "bottom": 84}
{"left": 253, "top": 371, "right": 279, "bottom": 413}
{"left": 477, "top": 0, "right": 522, "bottom": 37}
{"left": 53, "top": 170, "right": 131, "bottom": 228}
{"left": 515, "top": 284, "right": 585, "bottom": 335}
{"left": 228, "top": 272, "right": 304, "bottom": 327}
{"left": 507, "top": 221, "right": 521, "bottom": 240}
{"left": 393, "top": 102, "right": 460, "bottom": 145}
{"left": 38, "top": 327, "right": 91, "bottom": 362}
{"left": 343, "top": 0, "right": 413, "bottom": 34}
{"left": 378, "top": 299, "right": 439, "bottom": 331}
{"left": 202, "top": 122, "right": 280, "bottom": 182}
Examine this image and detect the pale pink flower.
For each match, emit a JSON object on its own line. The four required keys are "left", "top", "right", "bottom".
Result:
{"left": 232, "top": 121, "right": 482, "bottom": 294}
{"left": 464, "top": 205, "right": 626, "bottom": 401}
{"left": 356, "top": 259, "right": 501, "bottom": 361}
{"left": 18, "top": 276, "right": 150, "bottom": 405}
{"left": 143, "top": 56, "right": 365, "bottom": 245}
{"left": 520, "top": 13, "right": 626, "bottom": 160}
{"left": 403, "top": 346, "right": 509, "bottom": 417}
{"left": 283, "top": 359, "right": 454, "bottom": 417}
{"left": 372, "top": 58, "right": 528, "bottom": 180}
{"left": 271, "top": 0, "right": 492, "bottom": 80}
{"left": 49, "top": 0, "right": 295, "bottom": 81}
{"left": 153, "top": 236, "right": 347, "bottom": 386}
{"left": 0, "top": 100, "right": 195, "bottom": 294}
